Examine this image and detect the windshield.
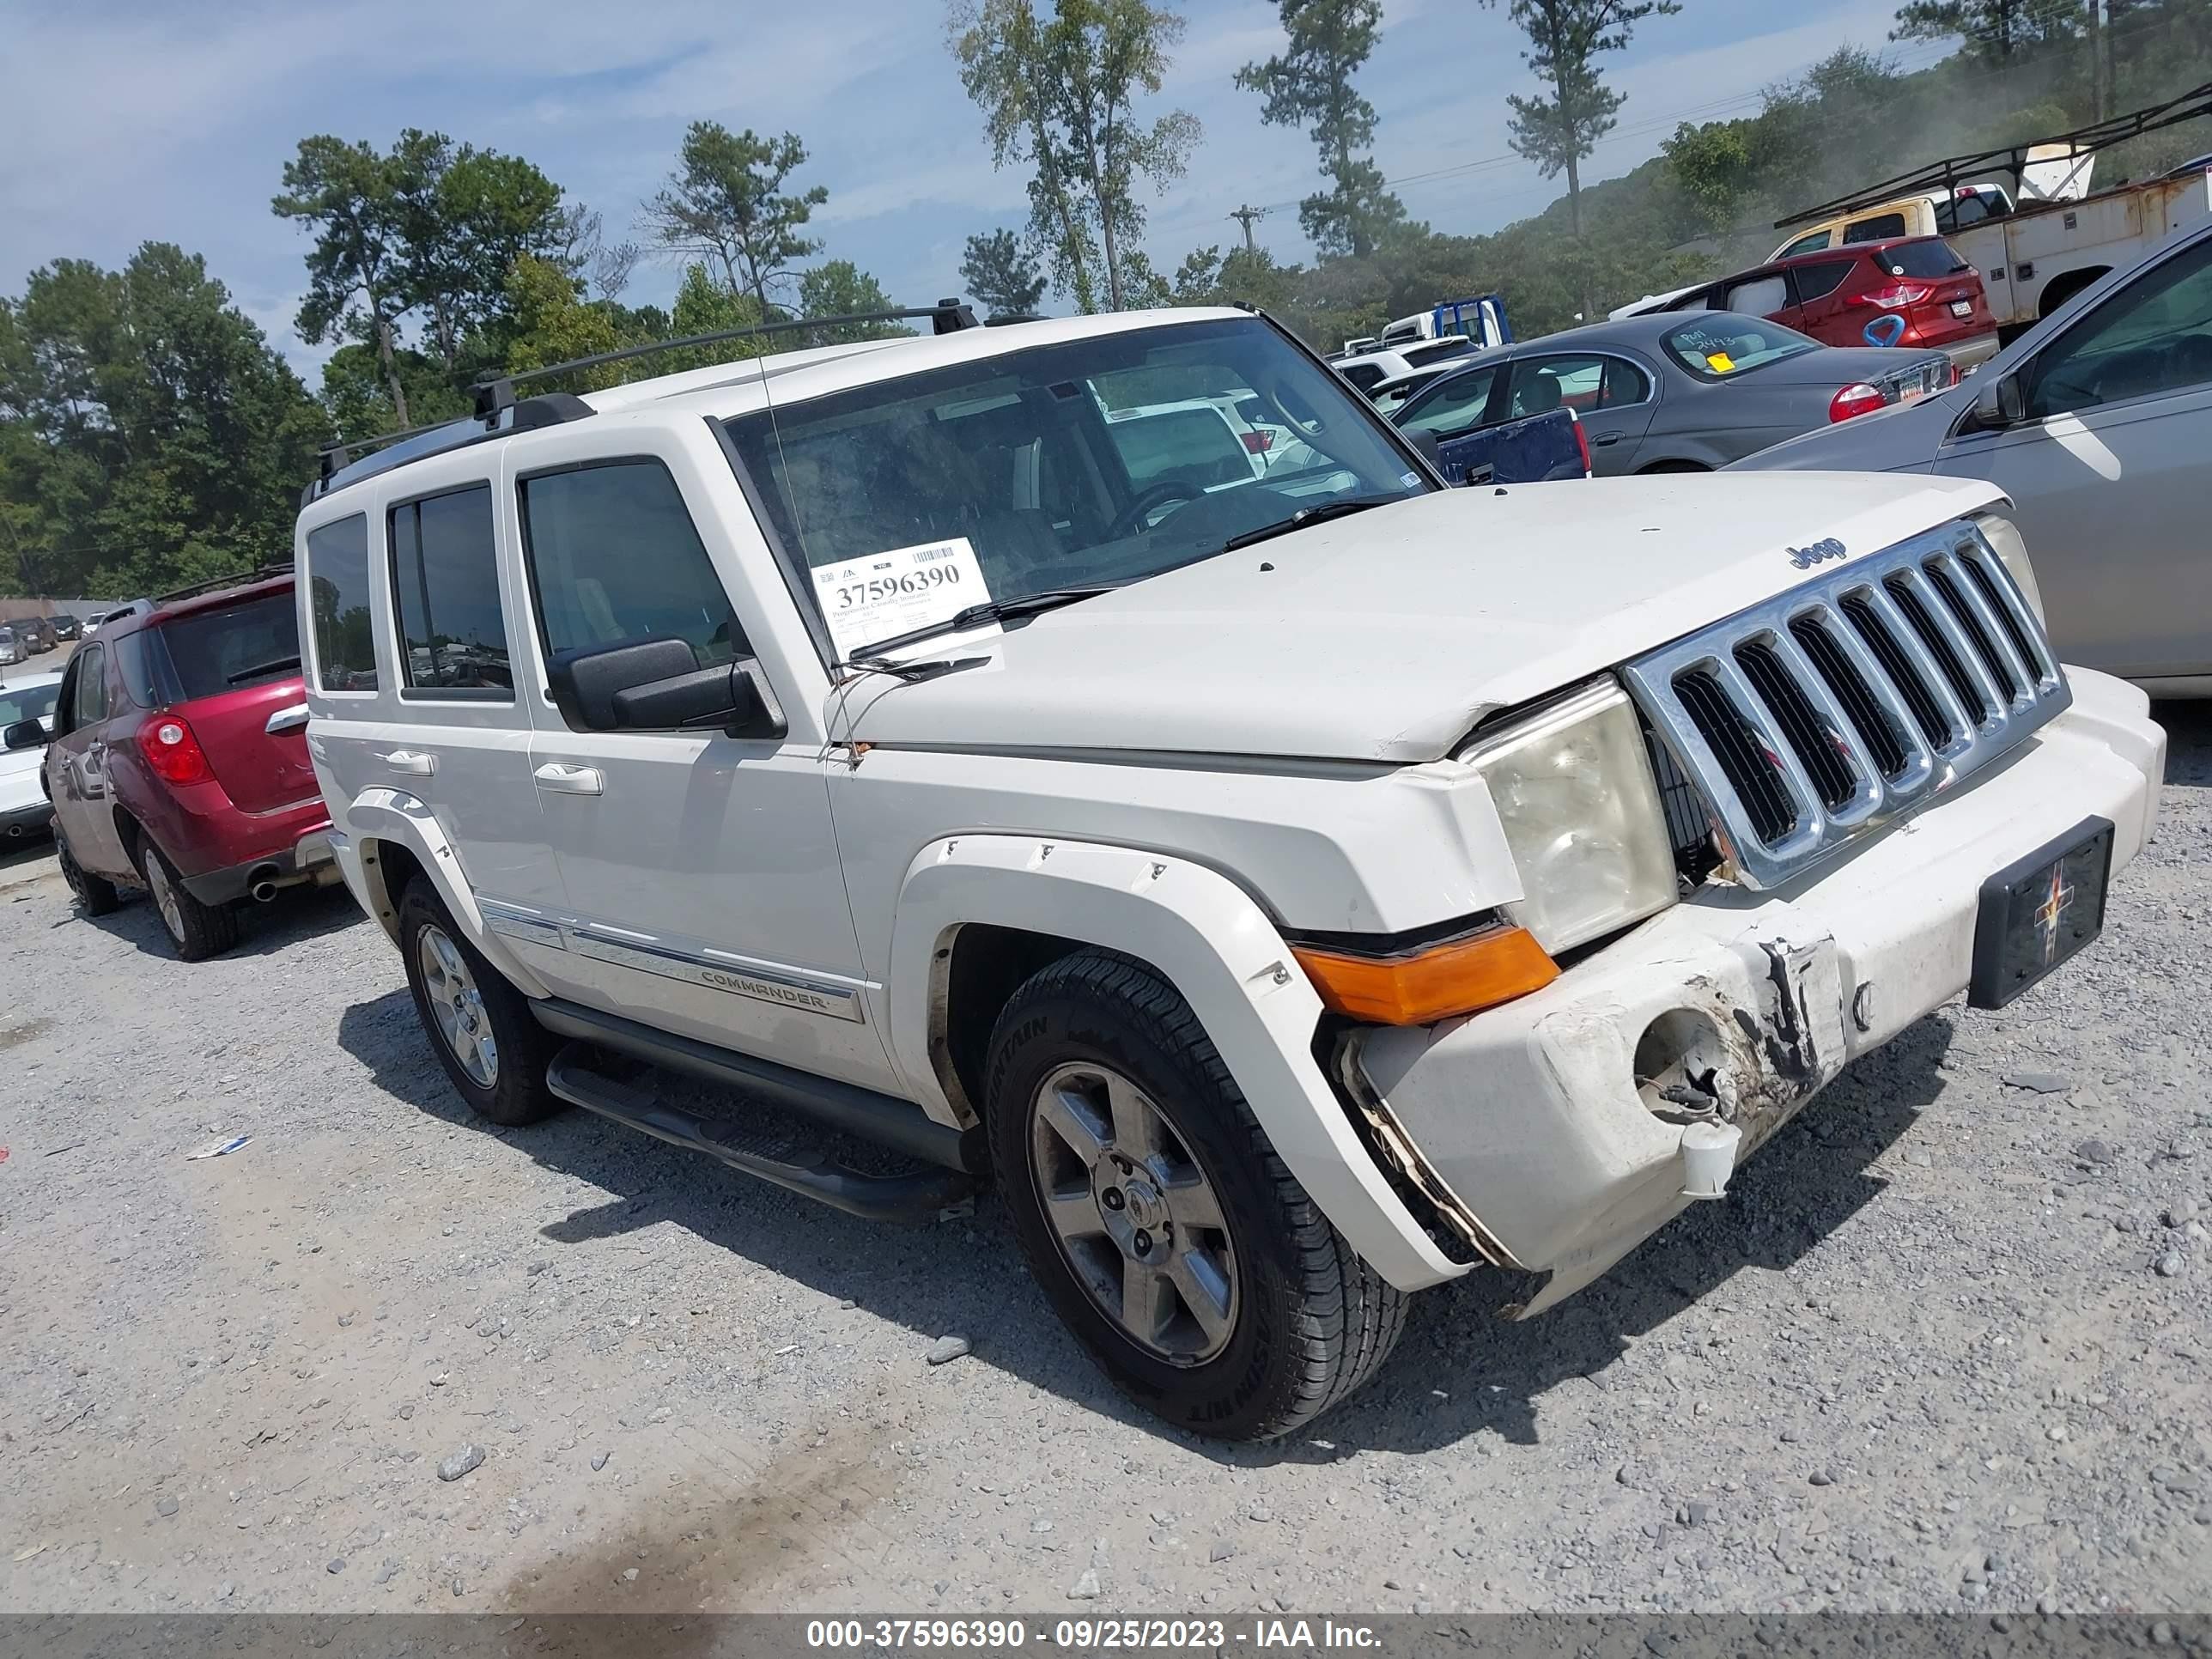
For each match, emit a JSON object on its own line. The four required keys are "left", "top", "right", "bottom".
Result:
{"left": 1661, "top": 316, "right": 1823, "bottom": 380}
{"left": 724, "top": 317, "right": 1430, "bottom": 659}
{"left": 0, "top": 681, "right": 58, "bottom": 727}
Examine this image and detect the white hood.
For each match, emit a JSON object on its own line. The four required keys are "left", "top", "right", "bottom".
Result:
{"left": 842, "top": 471, "right": 2007, "bottom": 765}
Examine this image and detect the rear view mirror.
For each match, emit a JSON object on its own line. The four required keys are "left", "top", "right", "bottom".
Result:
{"left": 3, "top": 719, "right": 47, "bottom": 751}
{"left": 1971, "top": 372, "right": 2027, "bottom": 431}
{"left": 546, "top": 637, "right": 783, "bottom": 738}
{"left": 1406, "top": 428, "right": 1445, "bottom": 471}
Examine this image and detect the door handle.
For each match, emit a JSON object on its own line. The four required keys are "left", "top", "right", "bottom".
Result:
{"left": 265, "top": 702, "right": 310, "bottom": 735}
{"left": 376, "top": 749, "right": 436, "bottom": 776}
{"left": 1591, "top": 432, "right": 1623, "bottom": 446}
{"left": 532, "top": 763, "right": 604, "bottom": 797}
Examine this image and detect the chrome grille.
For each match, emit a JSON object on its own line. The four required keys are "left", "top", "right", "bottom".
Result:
{"left": 1623, "top": 520, "right": 2069, "bottom": 890}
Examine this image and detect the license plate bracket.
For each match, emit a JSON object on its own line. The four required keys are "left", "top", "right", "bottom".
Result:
{"left": 1968, "top": 817, "right": 2115, "bottom": 1009}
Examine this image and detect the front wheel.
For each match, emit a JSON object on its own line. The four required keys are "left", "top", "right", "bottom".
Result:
{"left": 986, "top": 950, "right": 1405, "bottom": 1441}
{"left": 397, "top": 882, "right": 563, "bottom": 1127}
{"left": 56, "top": 831, "right": 121, "bottom": 917}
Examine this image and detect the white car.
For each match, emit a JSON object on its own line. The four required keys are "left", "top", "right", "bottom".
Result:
{"left": 295, "top": 303, "right": 2163, "bottom": 1441}
{"left": 1332, "top": 336, "right": 1490, "bottom": 397}
{"left": 0, "top": 667, "right": 65, "bottom": 842}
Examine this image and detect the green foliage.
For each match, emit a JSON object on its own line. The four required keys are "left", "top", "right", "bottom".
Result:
{"left": 960, "top": 228, "right": 1049, "bottom": 317}
{"left": 642, "top": 123, "right": 829, "bottom": 313}
{"left": 796, "top": 261, "right": 913, "bottom": 343}
{"left": 1236, "top": 0, "right": 1405, "bottom": 257}
{"left": 949, "top": 0, "right": 1200, "bottom": 311}
{"left": 1893, "top": 0, "right": 2083, "bottom": 61}
{"left": 0, "top": 244, "right": 327, "bottom": 598}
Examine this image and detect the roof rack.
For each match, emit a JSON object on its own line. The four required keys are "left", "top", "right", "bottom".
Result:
{"left": 155, "top": 562, "right": 296, "bottom": 606}
{"left": 306, "top": 299, "right": 980, "bottom": 507}
{"left": 1776, "top": 80, "right": 2212, "bottom": 228}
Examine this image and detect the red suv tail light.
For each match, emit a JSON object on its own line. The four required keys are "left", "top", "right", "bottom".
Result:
{"left": 1829, "top": 382, "right": 1887, "bottom": 422}
{"left": 138, "top": 714, "right": 213, "bottom": 785}
{"left": 1849, "top": 281, "right": 1936, "bottom": 311}
{"left": 1239, "top": 428, "right": 1273, "bottom": 453}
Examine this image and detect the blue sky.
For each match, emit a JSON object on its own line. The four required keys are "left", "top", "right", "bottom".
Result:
{"left": 1, "top": 0, "right": 1941, "bottom": 374}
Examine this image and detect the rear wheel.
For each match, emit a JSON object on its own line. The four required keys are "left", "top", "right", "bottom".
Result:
{"left": 140, "top": 840, "right": 239, "bottom": 961}
{"left": 398, "top": 881, "right": 563, "bottom": 1127}
{"left": 987, "top": 949, "right": 1405, "bottom": 1441}
{"left": 56, "top": 831, "right": 121, "bottom": 917}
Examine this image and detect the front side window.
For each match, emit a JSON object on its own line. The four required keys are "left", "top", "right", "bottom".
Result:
{"left": 70, "top": 644, "right": 109, "bottom": 726}
{"left": 724, "top": 316, "right": 1431, "bottom": 660}
{"left": 306, "top": 514, "right": 378, "bottom": 692}
{"left": 1395, "top": 367, "right": 1498, "bottom": 437}
{"left": 389, "top": 485, "right": 512, "bottom": 692}
{"left": 519, "top": 461, "right": 744, "bottom": 669}
{"left": 2025, "top": 235, "right": 2212, "bottom": 418}
{"left": 1662, "top": 317, "right": 1823, "bottom": 380}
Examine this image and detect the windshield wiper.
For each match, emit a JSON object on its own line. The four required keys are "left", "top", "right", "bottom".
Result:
{"left": 227, "top": 654, "right": 301, "bottom": 684}
{"left": 1218, "top": 495, "right": 1402, "bottom": 555}
{"left": 849, "top": 585, "right": 1116, "bottom": 661}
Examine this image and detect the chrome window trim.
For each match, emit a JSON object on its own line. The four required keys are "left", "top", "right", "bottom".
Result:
{"left": 1621, "top": 520, "right": 2069, "bottom": 891}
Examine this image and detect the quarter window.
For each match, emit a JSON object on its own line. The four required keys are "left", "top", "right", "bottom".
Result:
{"left": 306, "top": 514, "right": 378, "bottom": 692}
{"left": 389, "top": 485, "right": 512, "bottom": 693}
{"left": 518, "top": 461, "right": 744, "bottom": 668}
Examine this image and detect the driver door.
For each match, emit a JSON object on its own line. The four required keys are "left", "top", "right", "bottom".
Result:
{"left": 46, "top": 643, "right": 136, "bottom": 879}
{"left": 1932, "top": 231, "right": 2212, "bottom": 679}
{"left": 1395, "top": 365, "right": 1502, "bottom": 485}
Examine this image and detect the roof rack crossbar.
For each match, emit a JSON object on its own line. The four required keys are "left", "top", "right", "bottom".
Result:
{"left": 1773, "top": 80, "right": 2212, "bottom": 228}
{"left": 471, "top": 300, "right": 978, "bottom": 403}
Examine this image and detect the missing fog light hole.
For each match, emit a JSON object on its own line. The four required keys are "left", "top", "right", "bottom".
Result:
{"left": 1634, "top": 1007, "right": 1733, "bottom": 1121}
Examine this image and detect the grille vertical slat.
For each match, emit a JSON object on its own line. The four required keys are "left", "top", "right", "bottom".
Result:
{"left": 1622, "top": 522, "right": 2072, "bottom": 891}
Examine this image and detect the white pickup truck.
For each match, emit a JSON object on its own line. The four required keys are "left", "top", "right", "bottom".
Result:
{"left": 295, "top": 302, "right": 2165, "bottom": 1440}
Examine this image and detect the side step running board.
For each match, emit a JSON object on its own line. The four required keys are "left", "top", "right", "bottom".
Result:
{"left": 544, "top": 1045, "right": 975, "bottom": 1224}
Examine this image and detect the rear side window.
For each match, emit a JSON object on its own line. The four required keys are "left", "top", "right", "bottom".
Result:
{"left": 1792, "top": 260, "right": 1858, "bottom": 301}
{"left": 1721, "top": 274, "right": 1789, "bottom": 316}
{"left": 306, "top": 514, "right": 378, "bottom": 692}
{"left": 1104, "top": 408, "right": 1250, "bottom": 491}
{"left": 1844, "top": 212, "right": 1909, "bottom": 243}
{"left": 389, "top": 485, "right": 512, "bottom": 694}
{"left": 155, "top": 594, "right": 301, "bottom": 702}
{"left": 518, "top": 461, "right": 744, "bottom": 669}
{"left": 1884, "top": 240, "right": 1972, "bottom": 280}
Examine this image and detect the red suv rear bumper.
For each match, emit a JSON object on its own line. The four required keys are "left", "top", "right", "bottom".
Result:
{"left": 139, "top": 781, "right": 335, "bottom": 905}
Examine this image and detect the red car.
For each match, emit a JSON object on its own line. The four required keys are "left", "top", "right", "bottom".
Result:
{"left": 3, "top": 567, "right": 338, "bottom": 958}
{"left": 1664, "top": 237, "right": 2000, "bottom": 371}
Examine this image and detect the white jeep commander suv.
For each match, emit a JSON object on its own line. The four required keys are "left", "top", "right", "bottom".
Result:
{"left": 295, "top": 303, "right": 2165, "bottom": 1441}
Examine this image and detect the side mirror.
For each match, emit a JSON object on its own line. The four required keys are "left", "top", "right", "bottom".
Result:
{"left": 1406, "top": 428, "right": 1445, "bottom": 471}
{"left": 546, "top": 637, "right": 783, "bottom": 738}
{"left": 1971, "top": 371, "right": 2027, "bottom": 431}
{"left": 3, "top": 719, "right": 48, "bottom": 751}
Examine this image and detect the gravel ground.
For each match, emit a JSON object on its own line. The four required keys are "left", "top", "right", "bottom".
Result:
{"left": 1, "top": 707, "right": 2207, "bottom": 1620}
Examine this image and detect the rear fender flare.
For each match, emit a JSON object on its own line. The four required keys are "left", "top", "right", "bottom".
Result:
{"left": 345, "top": 787, "right": 552, "bottom": 999}
{"left": 887, "top": 833, "right": 1466, "bottom": 1292}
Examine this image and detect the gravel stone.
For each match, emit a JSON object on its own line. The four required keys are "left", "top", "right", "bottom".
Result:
{"left": 2004, "top": 1073, "right": 2074, "bottom": 1094}
{"left": 153, "top": 1496, "right": 179, "bottom": 1519}
{"left": 2074, "top": 1138, "right": 2115, "bottom": 1164}
{"left": 925, "top": 1334, "right": 971, "bottom": 1366}
{"left": 591, "top": 1451, "right": 611, "bottom": 1472}
{"left": 435, "top": 1443, "right": 485, "bottom": 1482}
{"left": 2155, "top": 1250, "right": 2185, "bottom": 1278}
{"left": 1066, "top": 1570, "right": 1101, "bottom": 1600}
{"left": 325, "top": 1558, "right": 345, "bottom": 1575}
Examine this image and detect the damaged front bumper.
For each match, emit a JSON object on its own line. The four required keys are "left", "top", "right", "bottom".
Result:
{"left": 1349, "top": 668, "right": 2165, "bottom": 1316}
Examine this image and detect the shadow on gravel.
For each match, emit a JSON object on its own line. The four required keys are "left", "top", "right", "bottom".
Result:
{"left": 334, "top": 975, "right": 1960, "bottom": 1466}
{"left": 78, "top": 876, "right": 363, "bottom": 960}
{"left": 2152, "top": 699, "right": 2211, "bottom": 787}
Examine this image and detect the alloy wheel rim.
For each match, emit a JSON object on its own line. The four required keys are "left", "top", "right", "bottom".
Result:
{"left": 145, "top": 854, "right": 186, "bottom": 943}
{"left": 418, "top": 924, "right": 498, "bottom": 1088}
{"left": 1029, "top": 1060, "right": 1238, "bottom": 1365}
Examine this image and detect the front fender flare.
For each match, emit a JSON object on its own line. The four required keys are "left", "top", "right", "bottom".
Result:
{"left": 887, "top": 833, "right": 1466, "bottom": 1292}
{"left": 345, "top": 787, "right": 553, "bottom": 1000}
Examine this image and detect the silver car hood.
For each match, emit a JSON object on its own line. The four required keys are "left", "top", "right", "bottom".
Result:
{"left": 840, "top": 471, "right": 2008, "bottom": 764}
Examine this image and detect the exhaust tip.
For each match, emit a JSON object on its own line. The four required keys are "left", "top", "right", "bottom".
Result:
{"left": 248, "top": 866, "right": 281, "bottom": 903}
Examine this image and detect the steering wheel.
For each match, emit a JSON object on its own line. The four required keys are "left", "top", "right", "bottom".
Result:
{"left": 1108, "top": 480, "right": 1205, "bottom": 538}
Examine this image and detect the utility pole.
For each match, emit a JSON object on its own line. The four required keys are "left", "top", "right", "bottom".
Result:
{"left": 1229, "top": 204, "right": 1267, "bottom": 253}
{"left": 2092, "top": 0, "right": 2112, "bottom": 123}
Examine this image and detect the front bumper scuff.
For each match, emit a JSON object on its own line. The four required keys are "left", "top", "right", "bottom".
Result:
{"left": 1352, "top": 668, "right": 2164, "bottom": 1318}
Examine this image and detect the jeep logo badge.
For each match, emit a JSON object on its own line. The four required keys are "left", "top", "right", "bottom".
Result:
{"left": 1786, "top": 538, "right": 1849, "bottom": 569}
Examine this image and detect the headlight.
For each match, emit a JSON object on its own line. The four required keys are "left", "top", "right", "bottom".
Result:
{"left": 1970, "top": 510, "right": 2044, "bottom": 624}
{"left": 1460, "top": 678, "right": 1679, "bottom": 954}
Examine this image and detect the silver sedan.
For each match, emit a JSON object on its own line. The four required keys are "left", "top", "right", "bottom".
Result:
{"left": 1736, "top": 218, "right": 2212, "bottom": 696}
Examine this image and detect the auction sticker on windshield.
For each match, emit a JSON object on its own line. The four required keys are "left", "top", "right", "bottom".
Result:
{"left": 812, "top": 537, "right": 992, "bottom": 659}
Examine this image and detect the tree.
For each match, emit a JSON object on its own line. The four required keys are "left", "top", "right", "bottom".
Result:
{"left": 501, "top": 254, "right": 622, "bottom": 390}
{"left": 398, "top": 139, "right": 569, "bottom": 373}
{"left": 641, "top": 123, "right": 828, "bottom": 313}
{"left": 272, "top": 134, "right": 420, "bottom": 423}
{"left": 797, "top": 261, "right": 914, "bottom": 343}
{"left": 960, "top": 228, "right": 1048, "bottom": 316}
{"left": 1893, "top": 0, "right": 2082, "bottom": 61}
{"left": 0, "top": 244, "right": 328, "bottom": 597}
{"left": 1487, "top": 0, "right": 1680, "bottom": 316}
{"left": 948, "top": 0, "right": 1200, "bottom": 312}
{"left": 1236, "top": 0, "right": 1404, "bottom": 258}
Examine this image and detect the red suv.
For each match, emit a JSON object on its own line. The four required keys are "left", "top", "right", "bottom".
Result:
{"left": 1667, "top": 237, "right": 1999, "bottom": 371}
{"left": 2, "top": 567, "right": 337, "bottom": 958}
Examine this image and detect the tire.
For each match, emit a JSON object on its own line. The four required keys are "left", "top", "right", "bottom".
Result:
{"left": 139, "top": 839, "right": 239, "bottom": 961}
{"left": 397, "top": 880, "right": 564, "bottom": 1127}
{"left": 56, "top": 831, "right": 121, "bottom": 917}
{"left": 986, "top": 949, "right": 1406, "bottom": 1442}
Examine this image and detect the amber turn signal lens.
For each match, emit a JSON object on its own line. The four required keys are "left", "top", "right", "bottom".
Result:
{"left": 1291, "top": 927, "right": 1559, "bottom": 1025}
